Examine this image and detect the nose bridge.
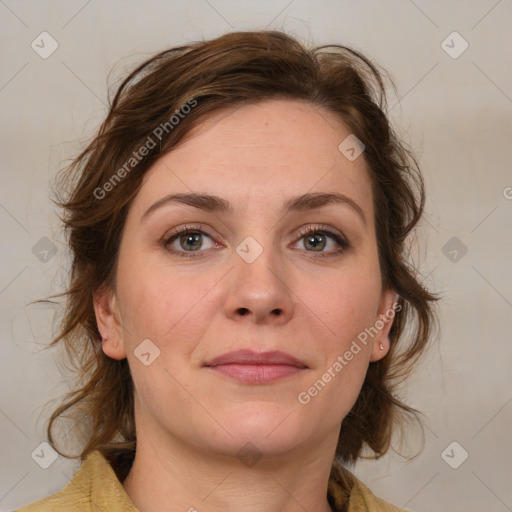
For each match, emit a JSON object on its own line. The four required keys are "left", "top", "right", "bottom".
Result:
{"left": 224, "top": 230, "right": 294, "bottom": 323}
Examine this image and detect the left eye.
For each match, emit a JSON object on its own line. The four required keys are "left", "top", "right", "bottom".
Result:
{"left": 293, "top": 227, "right": 348, "bottom": 256}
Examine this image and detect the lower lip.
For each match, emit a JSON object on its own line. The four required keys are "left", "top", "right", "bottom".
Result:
{"left": 207, "top": 364, "right": 305, "bottom": 383}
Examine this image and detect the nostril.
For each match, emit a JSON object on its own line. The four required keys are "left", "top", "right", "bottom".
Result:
{"left": 238, "top": 308, "right": 249, "bottom": 315}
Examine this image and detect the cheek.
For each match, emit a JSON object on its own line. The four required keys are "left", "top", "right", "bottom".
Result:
{"left": 294, "top": 263, "right": 380, "bottom": 414}
{"left": 302, "top": 267, "right": 381, "bottom": 347}
{"left": 296, "top": 276, "right": 378, "bottom": 418}
{"left": 116, "top": 258, "right": 218, "bottom": 349}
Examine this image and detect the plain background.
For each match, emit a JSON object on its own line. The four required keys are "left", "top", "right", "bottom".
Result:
{"left": 1, "top": 1, "right": 511, "bottom": 511}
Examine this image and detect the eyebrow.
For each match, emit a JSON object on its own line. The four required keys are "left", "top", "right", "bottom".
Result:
{"left": 141, "top": 192, "right": 367, "bottom": 227}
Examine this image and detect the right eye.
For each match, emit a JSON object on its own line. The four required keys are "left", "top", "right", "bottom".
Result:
{"left": 164, "top": 225, "right": 218, "bottom": 258}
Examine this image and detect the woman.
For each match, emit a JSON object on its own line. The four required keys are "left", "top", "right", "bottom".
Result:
{"left": 16, "top": 30, "right": 438, "bottom": 512}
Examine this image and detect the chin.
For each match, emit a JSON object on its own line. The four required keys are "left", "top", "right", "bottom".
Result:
{"left": 207, "top": 432, "right": 307, "bottom": 463}
{"left": 205, "top": 404, "right": 310, "bottom": 456}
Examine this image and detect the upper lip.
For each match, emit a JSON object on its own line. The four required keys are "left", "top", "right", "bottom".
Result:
{"left": 205, "top": 349, "right": 308, "bottom": 368}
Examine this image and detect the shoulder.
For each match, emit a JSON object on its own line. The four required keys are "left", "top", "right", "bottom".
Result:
{"left": 329, "top": 460, "right": 408, "bottom": 512}
{"left": 348, "top": 474, "right": 408, "bottom": 512}
{"left": 13, "top": 451, "right": 138, "bottom": 512}
{"left": 13, "top": 490, "right": 89, "bottom": 512}
{"left": 13, "top": 471, "right": 91, "bottom": 512}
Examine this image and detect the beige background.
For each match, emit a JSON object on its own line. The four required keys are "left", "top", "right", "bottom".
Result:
{"left": 1, "top": 1, "right": 511, "bottom": 511}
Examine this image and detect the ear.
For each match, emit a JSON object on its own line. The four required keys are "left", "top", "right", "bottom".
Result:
{"left": 369, "top": 289, "right": 400, "bottom": 362}
{"left": 93, "top": 285, "right": 127, "bottom": 360}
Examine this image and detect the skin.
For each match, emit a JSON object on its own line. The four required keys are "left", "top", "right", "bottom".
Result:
{"left": 94, "top": 98, "right": 397, "bottom": 512}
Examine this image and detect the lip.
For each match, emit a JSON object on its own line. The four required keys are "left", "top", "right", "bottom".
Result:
{"left": 206, "top": 349, "right": 307, "bottom": 368}
{"left": 204, "top": 349, "right": 308, "bottom": 384}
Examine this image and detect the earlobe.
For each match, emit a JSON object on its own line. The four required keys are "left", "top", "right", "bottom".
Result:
{"left": 369, "top": 289, "right": 400, "bottom": 362}
{"left": 93, "top": 285, "right": 127, "bottom": 360}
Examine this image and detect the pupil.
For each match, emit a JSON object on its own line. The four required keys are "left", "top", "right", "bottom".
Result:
{"left": 182, "top": 233, "right": 201, "bottom": 250}
{"left": 306, "top": 234, "right": 325, "bottom": 251}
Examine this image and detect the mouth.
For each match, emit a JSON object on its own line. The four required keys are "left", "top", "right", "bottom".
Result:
{"left": 204, "top": 349, "right": 308, "bottom": 384}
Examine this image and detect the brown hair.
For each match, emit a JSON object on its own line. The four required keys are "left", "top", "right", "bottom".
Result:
{"left": 44, "top": 30, "right": 439, "bottom": 507}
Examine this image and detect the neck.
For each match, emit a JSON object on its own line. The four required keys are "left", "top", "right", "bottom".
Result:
{"left": 122, "top": 424, "right": 339, "bottom": 512}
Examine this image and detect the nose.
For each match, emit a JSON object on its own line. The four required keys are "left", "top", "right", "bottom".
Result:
{"left": 223, "top": 240, "right": 295, "bottom": 325}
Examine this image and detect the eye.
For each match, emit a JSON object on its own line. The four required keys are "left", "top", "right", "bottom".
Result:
{"left": 163, "top": 224, "right": 349, "bottom": 259}
{"left": 293, "top": 225, "right": 349, "bottom": 257}
{"left": 164, "top": 225, "right": 217, "bottom": 258}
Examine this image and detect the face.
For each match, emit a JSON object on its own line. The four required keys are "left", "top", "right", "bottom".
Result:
{"left": 94, "top": 99, "right": 397, "bottom": 460}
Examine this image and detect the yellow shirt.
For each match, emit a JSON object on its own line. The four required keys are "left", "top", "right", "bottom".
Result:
{"left": 14, "top": 450, "right": 405, "bottom": 511}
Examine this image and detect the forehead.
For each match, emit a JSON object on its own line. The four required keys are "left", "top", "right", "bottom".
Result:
{"left": 132, "top": 99, "right": 374, "bottom": 222}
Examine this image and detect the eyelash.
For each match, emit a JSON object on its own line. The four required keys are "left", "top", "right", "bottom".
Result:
{"left": 163, "top": 224, "right": 349, "bottom": 259}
